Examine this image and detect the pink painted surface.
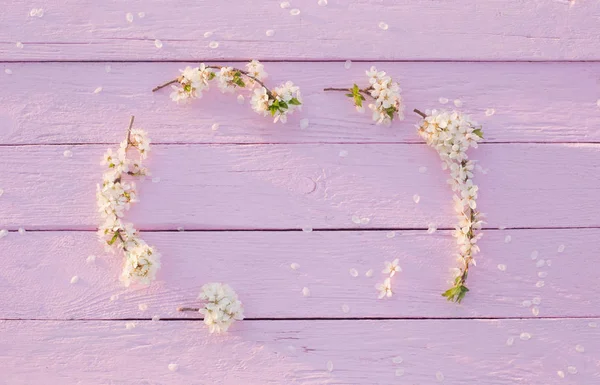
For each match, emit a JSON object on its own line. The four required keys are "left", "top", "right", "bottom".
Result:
{"left": 1, "top": 0, "right": 599, "bottom": 383}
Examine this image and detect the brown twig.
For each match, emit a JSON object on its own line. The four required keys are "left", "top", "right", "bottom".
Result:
{"left": 152, "top": 79, "right": 179, "bottom": 92}
{"left": 323, "top": 87, "right": 373, "bottom": 98}
{"left": 177, "top": 307, "right": 200, "bottom": 312}
{"left": 413, "top": 109, "right": 427, "bottom": 118}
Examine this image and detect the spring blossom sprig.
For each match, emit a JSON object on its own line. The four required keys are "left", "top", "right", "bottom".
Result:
{"left": 96, "top": 116, "right": 160, "bottom": 286}
{"left": 376, "top": 258, "right": 401, "bottom": 298}
{"left": 153, "top": 60, "right": 302, "bottom": 123}
{"left": 325, "top": 66, "right": 405, "bottom": 125}
{"left": 414, "top": 108, "right": 484, "bottom": 303}
{"left": 178, "top": 283, "right": 244, "bottom": 333}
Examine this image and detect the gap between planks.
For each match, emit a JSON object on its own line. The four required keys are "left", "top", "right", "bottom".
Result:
{"left": 3, "top": 59, "right": 600, "bottom": 64}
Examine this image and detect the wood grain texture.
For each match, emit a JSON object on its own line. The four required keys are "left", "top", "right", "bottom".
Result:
{"left": 1, "top": 229, "right": 597, "bottom": 319}
{"left": 1, "top": 319, "right": 599, "bottom": 384}
{"left": 1, "top": 62, "right": 600, "bottom": 145}
{"left": 1, "top": 1, "right": 599, "bottom": 61}
{"left": 1, "top": 143, "right": 599, "bottom": 230}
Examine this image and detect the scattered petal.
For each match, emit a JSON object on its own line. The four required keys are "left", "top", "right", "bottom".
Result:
{"left": 522, "top": 300, "right": 532, "bottom": 307}
{"left": 266, "top": 29, "right": 275, "bottom": 37}
{"left": 93, "top": 86, "right": 103, "bottom": 94}
{"left": 105, "top": 65, "right": 112, "bottom": 73}
{"left": 546, "top": 259, "right": 552, "bottom": 266}
{"left": 531, "top": 307, "right": 540, "bottom": 316}
{"left": 152, "top": 315, "right": 160, "bottom": 321}
{"left": 203, "top": 31, "right": 213, "bottom": 38}
{"left": 18, "top": 227, "right": 26, "bottom": 235}
{"left": 392, "top": 356, "right": 403, "bottom": 364}
{"left": 378, "top": 21, "right": 389, "bottom": 30}
{"left": 589, "top": 322, "right": 597, "bottom": 328}
{"left": 29, "top": 9, "right": 37, "bottom": 17}
{"left": 5, "top": 69, "right": 12, "bottom": 75}
{"left": 209, "top": 41, "right": 219, "bottom": 49}
{"left": 365, "top": 269, "right": 374, "bottom": 277}
{"left": 349, "top": 268, "right": 359, "bottom": 277}
{"left": 436, "top": 371, "right": 445, "bottom": 382}
{"left": 0, "top": 188, "right": 3, "bottom": 197}
{"left": 126, "top": 12, "right": 134, "bottom": 23}
{"left": 538, "top": 271, "right": 548, "bottom": 278}
{"left": 536, "top": 259, "right": 546, "bottom": 268}
{"left": 211, "top": 123, "right": 220, "bottom": 131}
{"left": 567, "top": 366, "right": 577, "bottom": 374}
{"left": 351, "top": 215, "right": 361, "bottom": 224}
{"left": 152, "top": 177, "right": 161, "bottom": 183}
{"left": 453, "top": 99, "right": 463, "bottom": 107}
{"left": 302, "top": 287, "right": 310, "bottom": 297}
{"left": 360, "top": 217, "right": 370, "bottom": 224}
{"left": 497, "top": 264, "right": 507, "bottom": 272}
{"left": 386, "top": 231, "right": 396, "bottom": 238}
{"left": 557, "top": 244, "right": 565, "bottom": 253}
{"left": 575, "top": 344, "right": 585, "bottom": 353}
{"left": 177, "top": 227, "right": 184, "bottom": 232}
{"left": 532, "top": 296, "right": 541, "bottom": 305}
{"left": 413, "top": 194, "right": 420, "bottom": 203}
{"left": 63, "top": 150, "right": 73, "bottom": 158}
{"left": 438, "top": 97, "right": 448, "bottom": 104}
{"left": 110, "top": 294, "right": 119, "bottom": 301}
{"left": 395, "top": 368, "right": 405, "bottom": 377}
{"left": 168, "top": 363, "right": 179, "bottom": 372}
{"left": 302, "top": 226, "right": 313, "bottom": 233}
{"left": 530, "top": 250, "right": 539, "bottom": 260}
{"left": 138, "top": 12, "right": 145, "bottom": 18}
{"left": 86, "top": 255, "right": 96, "bottom": 264}
{"left": 344, "top": 60, "right": 352, "bottom": 70}
{"left": 318, "top": 0, "right": 328, "bottom": 5}
{"left": 339, "top": 150, "right": 348, "bottom": 157}
{"left": 237, "top": 94, "right": 245, "bottom": 104}
{"left": 341, "top": 304, "right": 350, "bottom": 313}
{"left": 504, "top": 235, "right": 512, "bottom": 243}
{"left": 597, "top": 99, "right": 600, "bottom": 108}
{"left": 138, "top": 304, "right": 148, "bottom": 311}
{"left": 0, "top": 229, "right": 8, "bottom": 239}
{"left": 520, "top": 332, "right": 532, "bottom": 341}
{"left": 485, "top": 108, "right": 495, "bottom": 116}
{"left": 154, "top": 39, "right": 163, "bottom": 48}
{"left": 290, "top": 8, "right": 301, "bottom": 15}
{"left": 419, "top": 166, "right": 428, "bottom": 173}
{"left": 290, "top": 262, "right": 300, "bottom": 270}
{"left": 427, "top": 224, "right": 437, "bottom": 234}
{"left": 280, "top": 1, "right": 291, "bottom": 8}
{"left": 557, "top": 370, "right": 565, "bottom": 378}
{"left": 16, "top": 42, "right": 23, "bottom": 49}
{"left": 326, "top": 361, "right": 334, "bottom": 372}
{"left": 70, "top": 276, "right": 79, "bottom": 284}
{"left": 506, "top": 336, "right": 514, "bottom": 346}
{"left": 37, "top": 9, "right": 44, "bottom": 17}
{"left": 299, "top": 118, "right": 309, "bottom": 129}
{"left": 125, "top": 322, "right": 136, "bottom": 329}
{"left": 535, "top": 280, "right": 545, "bottom": 288}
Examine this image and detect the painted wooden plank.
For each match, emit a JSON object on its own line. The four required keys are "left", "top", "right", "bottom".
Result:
{"left": 1, "top": 1, "right": 599, "bottom": 61}
{"left": 0, "top": 229, "right": 596, "bottom": 319}
{"left": 1, "top": 62, "right": 600, "bottom": 145}
{"left": 1, "top": 143, "right": 599, "bottom": 230}
{"left": 1, "top": 319, "right": 598, "bottom": 384}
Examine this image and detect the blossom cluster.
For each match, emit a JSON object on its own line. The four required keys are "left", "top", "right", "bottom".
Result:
{"left": 198, "top": 283, "right": 244, "bottom": 333}
{"left": 96, "top": 120, "right": 160, "bottom": 286}
{"left": 327, "top": 66, "right": 404, "bottom": 125}
{"left": 376, "top": 258, "right": 401, "bottom": 299}
{"left": 416, "top": 109, "right": 484, "bottom": 303}
{"left": 161, "top": 60, "right": 302, "bottom": 124}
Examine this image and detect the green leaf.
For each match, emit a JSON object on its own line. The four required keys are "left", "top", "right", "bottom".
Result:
{"left": 235, "top": 79, "right": 246, "bottom": 87}
{"left": 279, "top": 101, "right": 288, "bottom": 110}
{"left": 107, "top": 232, "right": 119, "bottom": 246}
{"left": 289, "top": 98, "right": 302, "bottom": 106}
{"left": 354, "top": 95, "right": 363, "bottom": 107}
{"left": 385, "top": 106, "right": 397, "bottom": 120}
{"left": 473, "top": 128, "right": 484, "bottom": 139}
{"left": 208, "top": 72, "right": 216, "bottom": 80}
{"left": 345, "top": 93, "right": 354, "bottom": 98}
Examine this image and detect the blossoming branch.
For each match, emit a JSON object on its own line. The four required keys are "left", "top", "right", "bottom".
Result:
{"left": 414, "top": 108, "right": 484, "bottom": 303}
{"left": 153, "top": 60, "right": 302, "bottom": 123}
{"left": 324, "top": 66, "right": 405, "bottom": 125}
{"left": 178, "top": 283, "right": 244, "bottom": 333}
{"left": 96, "top": 116, "right": 160, "bottom": 286}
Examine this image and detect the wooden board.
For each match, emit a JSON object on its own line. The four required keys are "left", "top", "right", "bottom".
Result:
{"left": 1, "top": 319, "right": 599, "bottom": 384}
{"left": 1, "top": 62, "right": 600, "bottom": 145}
{"left": 1, "top": 1, "right": 599, "bottom": 61}
{"left": 1, "top": 143, "right": 599, "bottom": 230}
{"left": 1, "top": 229, "right": 597, "bottom": 319}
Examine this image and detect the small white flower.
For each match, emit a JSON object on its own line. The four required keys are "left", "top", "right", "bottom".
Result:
{"left": 376, "top": 277, "right": 393, "bottom": 299}
{"left": 198, "top": 283, "right": 244, "bottom": 333}
{"left": 245, "top": 60, "right": 267, "bottom": 82}
{"left": 382, "top": 258, "right": 401, "bottom": 277}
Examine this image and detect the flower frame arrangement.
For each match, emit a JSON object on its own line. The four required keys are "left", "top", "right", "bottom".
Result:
{"left": 153, "top": 60, "right": 302, "bottom": 123}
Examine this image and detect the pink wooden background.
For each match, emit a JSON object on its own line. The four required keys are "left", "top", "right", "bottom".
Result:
{"left": 1, "top": 1, "right": 600, "bottom": 384}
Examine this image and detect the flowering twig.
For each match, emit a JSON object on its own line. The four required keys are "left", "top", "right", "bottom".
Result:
{"left": 324, "top": 66, "right": 405, "bottom": 125}
{"left": 414, "top": 109, "right": 484, "bottom": 303}
{"left": 96, "top": 116, "right": 160, "bottom": 286}
{"left": 178, "top": 283, "right": 244, "bottom": 333}
{"left": 153, "top": 60, "right": 302, "bottom": 123}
